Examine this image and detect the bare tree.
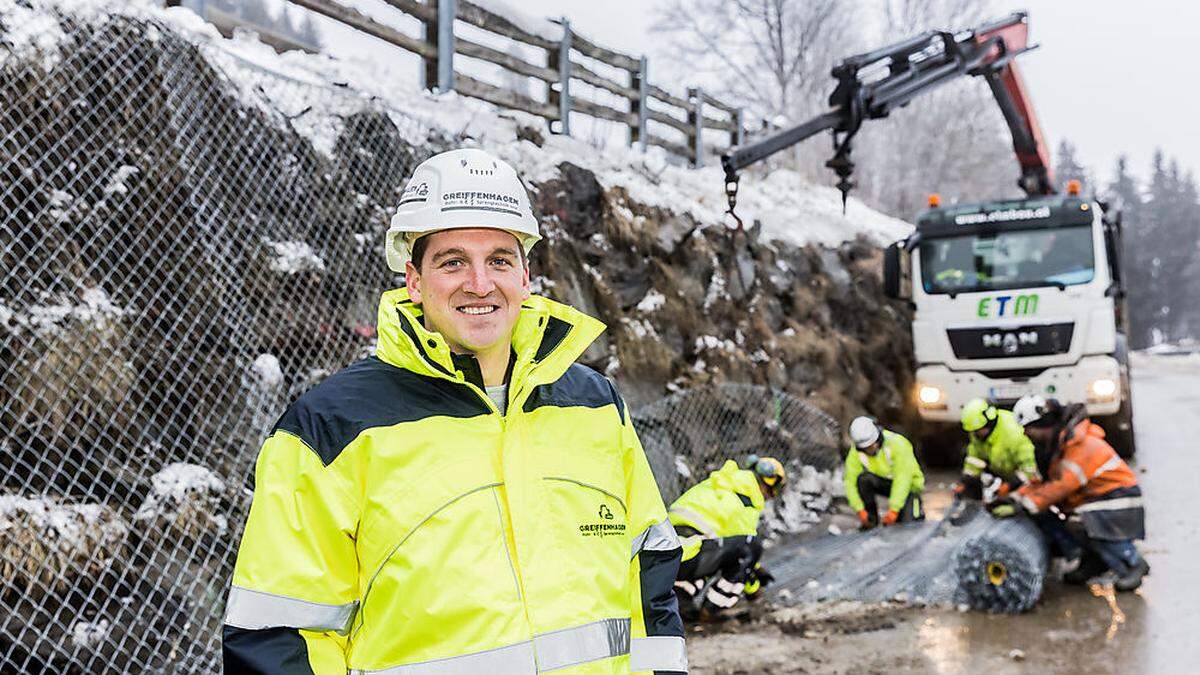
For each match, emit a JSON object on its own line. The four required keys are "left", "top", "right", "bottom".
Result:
{"left": 850, "top": 0, "right": 1018, "bottom": 217}
{"left": 651, "top": 0, "right": 858, "bottom": 122}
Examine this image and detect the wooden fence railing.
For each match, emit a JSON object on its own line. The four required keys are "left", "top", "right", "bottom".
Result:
{"left": 287, "top": 0, "right": 751, "bottom": 166}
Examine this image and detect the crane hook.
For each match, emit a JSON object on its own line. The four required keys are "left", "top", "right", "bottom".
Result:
{"left": 724, "top": 172, "right": 744, "bottom": 230}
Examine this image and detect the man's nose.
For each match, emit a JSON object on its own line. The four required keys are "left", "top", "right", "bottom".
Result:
{"left": 462, "top": 263, "right": 496, "bottom": 295}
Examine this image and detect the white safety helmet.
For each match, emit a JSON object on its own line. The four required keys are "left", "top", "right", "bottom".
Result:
{"left": 1013, "top": 394, "right": 1051, "bottom": 427}
{"left": 386, "top": 148, "right": 541, "bottom": 272}
{"left": 849, "top": 416, "right": 881, "bottom": 449}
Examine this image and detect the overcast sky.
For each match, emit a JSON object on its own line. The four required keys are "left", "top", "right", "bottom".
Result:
{"left": 308, "top": 0, "right": 1198, "bottom": 188}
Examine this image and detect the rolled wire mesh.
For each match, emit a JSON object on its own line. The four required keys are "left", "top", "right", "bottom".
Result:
{"left": 952, "top": 514, "right": 1049, "bottom": 613}
{"left": 0, "top": 9, "right": 452, "bottom": 672}
{"left": 769, "top": 506, "right": 1050, "bottom": 614}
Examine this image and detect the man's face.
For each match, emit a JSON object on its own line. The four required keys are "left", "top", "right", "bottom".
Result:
{"left": 970, "top": 426, "right": 992, "bottom": 442}
{"left": 405, "top": 228, "right": 530, "bottom": 356}
{"left": 860, "top": 440, "right": 881, "bottom": 456}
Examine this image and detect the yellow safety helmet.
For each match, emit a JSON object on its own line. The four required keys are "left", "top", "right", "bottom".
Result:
{"left": 961, "top": 397, "right": 998, "bottom": 432}
{"left": 747, "top": 455, "right": 787, "bottom": 495}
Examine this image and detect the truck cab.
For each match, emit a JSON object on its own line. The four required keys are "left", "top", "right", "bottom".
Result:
{"left": 884, "top": 192, "right": 1136, "bottom": 457}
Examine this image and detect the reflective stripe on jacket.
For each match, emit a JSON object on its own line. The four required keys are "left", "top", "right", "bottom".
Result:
{"left": 843, "top": 430, "right": 925, "bottom": 513}
{"left": 222, "top": 288, "right": 687, "bottom": 674}
{"left": 1015, "top": 420, "right": 1139, "bottom": 514}
{"left": 668, "top": 460, "right": 763, "bottom": 562}
{"left": 962, "top": 409, "right": 1040, "bottom": 485}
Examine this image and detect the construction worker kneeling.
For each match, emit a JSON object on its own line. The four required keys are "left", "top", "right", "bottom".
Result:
{"left": 844, "top": 416, "right": 925, "bottom": 529}
{"left": 669, "top": 457, "right": 785, "bottom": 618}
{"left": 993, "top": 395, "right": 1150, "bottom": 591}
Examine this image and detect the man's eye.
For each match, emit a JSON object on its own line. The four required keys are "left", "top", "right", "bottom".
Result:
{"left": 491, "top": 258, "right": 514, "bottom": 267}
{"left": 440, "top": 259, "right": 463, "bottom": 269}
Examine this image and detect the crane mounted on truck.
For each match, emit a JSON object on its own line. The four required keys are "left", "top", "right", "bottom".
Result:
{"left": 721, "top": 11, "right": 1135, "bottom": 458}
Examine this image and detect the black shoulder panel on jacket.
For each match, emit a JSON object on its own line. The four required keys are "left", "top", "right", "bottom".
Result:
{"left": 737, "top": 492, "right": 754, "bottom": 508}
{"left": 523, "top": 362, "right": 620, "bottom": 415}
{"left": 274, "top": 357, "right": 489, "bottom": 466}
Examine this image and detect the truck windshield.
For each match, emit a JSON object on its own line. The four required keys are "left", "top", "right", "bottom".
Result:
{"left": 919, "top": 225, "right": 1095, "bottom": 294}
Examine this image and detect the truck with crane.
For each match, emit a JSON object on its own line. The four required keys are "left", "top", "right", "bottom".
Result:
{"left": 720, "top": 12, "right": 1136, "bottom": 458}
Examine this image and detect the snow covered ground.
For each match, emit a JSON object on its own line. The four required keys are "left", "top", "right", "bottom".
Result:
{"left": 4, "top": 0, "right": 912, "bottom": 250}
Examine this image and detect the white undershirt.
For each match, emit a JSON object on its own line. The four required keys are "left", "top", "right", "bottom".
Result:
{"left": 485, "top": 384, "right": 508, "bottom": 415}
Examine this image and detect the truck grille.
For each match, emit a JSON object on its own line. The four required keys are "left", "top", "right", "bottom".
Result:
{"left": 946, "top": 322, "right": 1074, "bottom": 359}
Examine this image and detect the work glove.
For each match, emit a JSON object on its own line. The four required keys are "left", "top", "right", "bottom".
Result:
{"left": 957, "top": 474, "right": 984, "bottom": 500}
{"left": 857, "top": 509, "right": 874, "bottom": 530}
{"left": 753, "top": 564, "right": 775, "bottom": 588}
{"left": 882, "top": 509, "right": 900, "bottom": 526}
{"left": 988, "top": 496, "right": 1022, "bottom": 518}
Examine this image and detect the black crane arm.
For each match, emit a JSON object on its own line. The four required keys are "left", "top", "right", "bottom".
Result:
{"left": 720, "top": 11, "right": 1052, "bottom": 212}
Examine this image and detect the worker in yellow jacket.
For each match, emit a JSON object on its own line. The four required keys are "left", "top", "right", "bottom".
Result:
{"left": 844, "top": 416, "right": 925, "bottom": 529}
{"left": 668, "top": 456, "right": 786, "bottom": 615}
{"left": 221, "top": 149, "right": 687, "bottom": 674}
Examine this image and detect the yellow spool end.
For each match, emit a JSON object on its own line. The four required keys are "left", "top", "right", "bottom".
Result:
{"left": 987, "top": 561, "right": 1008, "bottom": 586}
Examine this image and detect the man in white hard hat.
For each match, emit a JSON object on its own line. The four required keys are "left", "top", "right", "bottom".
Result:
{"left": 843, "top": 416, "right": 925, "bottom": 529}
{"left": 223, "top": 148, "right": 688, "bottom": 674}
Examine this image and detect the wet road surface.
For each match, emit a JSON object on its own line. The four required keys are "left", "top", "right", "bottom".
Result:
{"left": 687, "top": 353, "right": 1200, "bottom": 673}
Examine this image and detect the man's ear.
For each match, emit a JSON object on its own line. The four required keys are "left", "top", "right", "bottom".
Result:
{"left": 405, "top": 261, "right": 422, "bottom": 303}
{"left": 521, "top": 261, "right": 531, "bottom": 300}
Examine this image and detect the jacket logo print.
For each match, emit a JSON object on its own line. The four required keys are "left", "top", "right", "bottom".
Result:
{"left": 579, "top": 503, "right": 624, "bottom": 538}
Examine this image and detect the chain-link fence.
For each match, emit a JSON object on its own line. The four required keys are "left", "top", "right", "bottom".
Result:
{"left": 1, "top": 9, "right": 844, "bottom": 674}
{"left": 0, "top": 8, "right": 454, "bottom": 672}
{"left": 633, "top": 383, "right": 844, "bottom": 538}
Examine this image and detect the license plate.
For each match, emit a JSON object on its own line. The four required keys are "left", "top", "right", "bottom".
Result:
{"left": 988, "top": 385, "right": 1032, "bottom": 401}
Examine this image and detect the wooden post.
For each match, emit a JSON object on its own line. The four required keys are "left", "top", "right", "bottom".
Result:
{"left": 734, "top": 107, "right": 744, "bottom": 148}
{"left": 688, "top": 87, "right": 704, "bottom": 168}
{"left": 422, "top": 0, "right": 456, "bottom": 92}
{"left": 547, "top": 18, "right": 572, "bottom": 135}
{"left": 629, "top": 56, "right": 648, "bottom": 150}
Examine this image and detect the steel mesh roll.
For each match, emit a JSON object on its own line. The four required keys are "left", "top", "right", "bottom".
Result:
{"left": 953, "top": 516, "right": 1050, "bottom": 613}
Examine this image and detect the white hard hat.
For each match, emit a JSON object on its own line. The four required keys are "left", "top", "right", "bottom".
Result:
{"left": 1013, "top": 394, "right": 1050, "bottom": 427}
{"left": 849, "top": 416, "right": 881, "bottom": 449}
{"left": 386, "top": 148, "right": 541, "bottom": 272}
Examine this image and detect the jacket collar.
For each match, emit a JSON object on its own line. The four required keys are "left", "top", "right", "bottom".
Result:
{"left": 374, "top": 287, "right": 606, "bottom": 391}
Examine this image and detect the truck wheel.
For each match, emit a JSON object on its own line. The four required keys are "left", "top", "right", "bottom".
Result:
{"left": 1101, "top": 397, "right": 1137, "bottom": 459}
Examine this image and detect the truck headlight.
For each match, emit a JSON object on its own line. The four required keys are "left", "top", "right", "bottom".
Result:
{"left": 1088, "top": 378, "right": 1117, "bottom": 401}
{"left": 918, "top": 385, "right": 945, "bottom": 407}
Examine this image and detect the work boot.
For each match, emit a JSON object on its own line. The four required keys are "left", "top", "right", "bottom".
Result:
{"left": 1063, "top": 552, "right": 1107, "bottom": 585}
{"left": 1115, "top": 558, "right": 1150, "bottom": 592}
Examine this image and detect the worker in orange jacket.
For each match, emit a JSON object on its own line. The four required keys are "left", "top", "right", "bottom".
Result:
{"left": 999, "top": 395, "right": 1149, "bottom": 591}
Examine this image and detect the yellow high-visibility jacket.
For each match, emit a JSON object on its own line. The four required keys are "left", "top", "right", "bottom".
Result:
{"left": 667, "top": 460, "right": 764, "bottom": 561}
{"left": 962, "top": 409, "right": 1040, "bottom": 486}
{"left": 842, "top": 429, "right": 925, "bottom": 513}
{"left": 222, "top": 288, "right": 687, "bottom": 674}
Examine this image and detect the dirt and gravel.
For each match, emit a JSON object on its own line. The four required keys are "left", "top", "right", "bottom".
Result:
{"left": 684, "top": 353, "right": 1200, "bottom": 674}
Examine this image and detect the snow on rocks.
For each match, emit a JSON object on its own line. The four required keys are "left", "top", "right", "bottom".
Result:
{"left": 635, "top": 289, "right": 666, "bottom": 313}
{"left": 763, "top": 466, "right": 841, "bottom": 534}
{"left": 0, "top": 287, "right": 126, "bottom": 336}
{"left": 11, "top": 0, "right": 909, "bottom": 250}
{"left": 265, "top": 239, "right": 326, "bottom": 274}
{"left": 134, "top": 463, "right": 228, "bottom": 541}
{"left": 102, "top": 164, "right": 139, "bottom": 196}
{"left": 0, "top": 495, "right": 128, "bottom": 595}
{"left": 69, "top": 619, "right": 111, "bottom": 648}
{"left": 251, "top": 353, "right": 284, "bottom": 389}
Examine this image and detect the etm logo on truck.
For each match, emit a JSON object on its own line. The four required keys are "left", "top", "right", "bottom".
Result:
{"left": 977, "top": 294, "right": 1038, "bottom": 317}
